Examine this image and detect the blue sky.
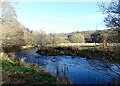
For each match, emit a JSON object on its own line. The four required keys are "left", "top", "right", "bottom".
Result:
{"left": 14, "top": 2, "right": 107, "bottom": 33}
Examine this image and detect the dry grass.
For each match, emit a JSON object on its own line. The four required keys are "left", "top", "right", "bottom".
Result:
{"left": 59, "top": 43, "right": 120, "bottom": 47}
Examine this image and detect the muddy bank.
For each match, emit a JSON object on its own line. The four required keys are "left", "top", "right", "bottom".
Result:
{"left": 36, "top": 46, "right": 120, "bottom": 63}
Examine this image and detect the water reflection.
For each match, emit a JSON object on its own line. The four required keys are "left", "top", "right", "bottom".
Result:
{"left": 16, "top": 49, "right": 120, "bottom": 85}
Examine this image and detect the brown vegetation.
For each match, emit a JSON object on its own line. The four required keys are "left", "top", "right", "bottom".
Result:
{"left": 36, "top": 46, "right": 120, "bottom": 63}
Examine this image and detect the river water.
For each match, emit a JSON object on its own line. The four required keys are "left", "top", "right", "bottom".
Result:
{"left": 16, "top": 48, "right": 120, "bottom": 84}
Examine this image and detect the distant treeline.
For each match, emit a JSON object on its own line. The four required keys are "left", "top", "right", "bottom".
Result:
{"left": 23, "top": 27, "right": 120, "bottom": 47}
{"left": 72, "top": 28, "right": 120, "bottom": 43}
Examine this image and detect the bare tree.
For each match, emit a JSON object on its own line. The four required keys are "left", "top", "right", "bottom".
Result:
{"left": 0, "top": 2, "right": 17, "bottom": 28}
{"left": 99, "top": 0, "right": 120, "bottom": 43}
{"left": 98, "top": 1, "right": 120, "bottom": 77}
{"left": 36, "top": 29, "right": 46, "bottom": 47}
{"left": 99, "top": 0, "right": 120, "bottom": 28}
{"left": 0, "top": 2, "right": 24, "bottom": 53}
{"left": 100, "top": 34, "right": 108, "bottom": 47}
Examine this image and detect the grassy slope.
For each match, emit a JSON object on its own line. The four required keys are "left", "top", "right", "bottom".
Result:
{"left": 0, "top": 54, "right": 55, "bottom": 85}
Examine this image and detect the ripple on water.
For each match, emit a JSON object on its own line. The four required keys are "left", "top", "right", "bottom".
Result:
{"left": 16, "top": 50, "right": 120, "bottom": 84}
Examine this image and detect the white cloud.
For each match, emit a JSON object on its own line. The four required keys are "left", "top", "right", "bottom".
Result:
{"left": 39, "top": 15, "right": 61, "bottom": 20}
{"left": 84, "top": 13, "right": 105, "bottom": 21}
{"left": 35, "top": 15, "right": 81, "bottom": 33}
{"left": 66, "top": 17, "right": 79, "bottom": 23}
{"left": 18, "top": 14, "right": 106, "bottom": 33}
{"left": 38, "top": 15, "right": 79, "bottom": 23}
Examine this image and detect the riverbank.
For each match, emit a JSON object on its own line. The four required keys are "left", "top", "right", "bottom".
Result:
{"left": 0, "top": 53, "right": 56, "bottom": 85}
{"left": 36, "top": 46, "right": 120, "bottom": 63}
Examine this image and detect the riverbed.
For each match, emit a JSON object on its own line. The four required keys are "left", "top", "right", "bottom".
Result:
{"left": 15, "top": 48, "right": 120, "bottom": 85}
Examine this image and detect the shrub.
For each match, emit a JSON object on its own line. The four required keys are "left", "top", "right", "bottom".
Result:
{"left": 68, "top": 33, "right": 85, "bottom": 43}
{"left": 0, "top": 22, "right": 25, "bottom": 53}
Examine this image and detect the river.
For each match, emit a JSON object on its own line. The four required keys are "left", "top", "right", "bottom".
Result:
{"left": 15, "top": 48, "right": 120, "bottom": 84}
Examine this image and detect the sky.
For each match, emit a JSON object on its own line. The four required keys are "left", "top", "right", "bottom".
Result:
{"left": 13, "top": 2, "right": 107, "bottom": 33}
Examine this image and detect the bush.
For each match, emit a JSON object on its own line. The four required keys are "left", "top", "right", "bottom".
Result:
{"left": 68, "top": 33, "right": 85, "bottom": 43}
{"left": 0, "top": 22, "right": 25, "bottom": 53}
